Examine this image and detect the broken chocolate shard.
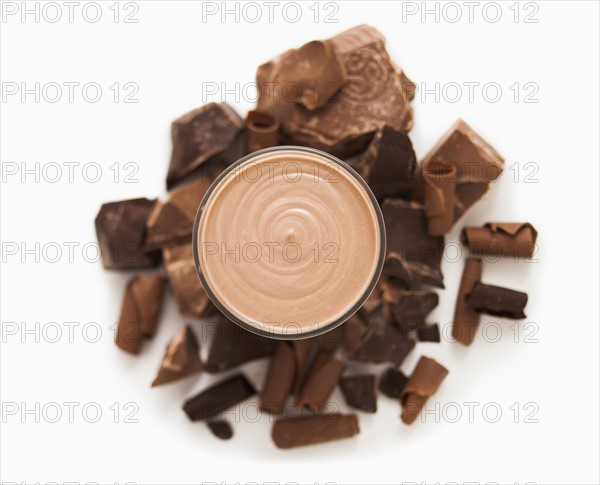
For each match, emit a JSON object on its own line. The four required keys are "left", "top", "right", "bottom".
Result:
{"left": 151, "top": 325, "right": 203, "bottom": 387}
{"left": 390, "top": 290, "right": 439, "bottom": 333}
{"left": 245, "top": 110, "right": 280, "bottom": 153}
{"left": 342, "top": 314, "right": 370, "bottom": 357}
{"left": 316, "top": 324, "right": 344, "bottom": 354}
{"left": 116, "top": 274, "right": 165, "bottom": 354}
{"left": 297, "top": 352, "right": 345, "bottom": 412}
{"left": 261, "top": 341, "right": 295, "bottom": 415}
{"left": 352, "top": 324, "right": 415, "bottom": 367}
{"left": 183, "top": 373, "right": 256, "bottom": 422}
{"left": 466, "top": 282, "right": 528, "bottom": 319}
{"left": 207, "top": 420, "right": 233, "bottom": 440}
{"left": 206, "top": 316, "right": 276, "bottom": 373}
{"left": 423, "top": 160, "right": 458, "bottom": 236}
{"left": 167, "top": 102, "right": 244, "bottom": 188}
{"left": 461, "top": 223, "right": 538, "bottom": 259}
{"left": 382, "top": 199, "right": 445, "bottom": 288}
{"left": 95, "top": 198, "right": 160, "bottom": 270}
{"left": 272, "top": 413, "right": 359, "bottom": 449}
{"left": 417, "top": 323, "right": 441, "bottom": 343}
{"left": 340, "top": 374, "right": 377, "bottom": 413}
{"left": 452, "top": 258, "right": 483, "bottom": 346}
{"left": 163, "top": 243, "right": 214, "bottom": 318}
{"left": 400, "top": 356, "right": 449, "bottom": 425}
{"left": 379, "top": 367, "right": 408, "bottom": 399}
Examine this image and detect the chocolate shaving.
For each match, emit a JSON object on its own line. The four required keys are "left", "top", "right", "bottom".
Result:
{"left": 261, "top": 341, "right": 295, "bottom": 415}
{"left": 272, "top": 413, "right": 360, "bottom": 449}
{"left": 423, "top": 160, "right": 458, "bottom": 235}
{"left": 151, "top": 325, "right": 203, "bottom": 387}
{"left": 340, "top": 375, "right": 377, "bottom": 413}
{"left": 417, "top": 323, "right": 441, "bottom": 343}
{"left": 296, "top": 352, "right": 345, "bottom": 412}
{"left": 207, "top": 420, "right": 233, "bottom": 440}
{"left": 379, "top": 367, "right": 408, "bottom": 399}
{"left": 452, "top": 258, "right": 483, "bottom": 346}
{"left": 245, "top": 110, "right": 280, "bottom": 153}
{"left": 390, "top": 290, "right": 438, "bottom": 333}
{"left": 466, "top": 282, "right": 528, "bottom": 319}
{"left": 461, "top": 222, "right": 538, "bottom": 259}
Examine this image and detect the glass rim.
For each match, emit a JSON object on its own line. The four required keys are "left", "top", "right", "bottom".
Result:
{"left": 192, "top": 145, "right": 386, "bottom": 341}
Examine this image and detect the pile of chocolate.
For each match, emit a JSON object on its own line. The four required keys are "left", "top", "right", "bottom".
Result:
{"left": 95, "top": 25, "right": 538, "bottom": 448}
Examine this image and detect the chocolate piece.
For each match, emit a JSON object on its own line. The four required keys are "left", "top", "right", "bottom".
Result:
{"left": 417, "top": 323, "right": 441, "bottom": 343}
{"left": 256, "top": 25, "right": 414, "bottom": 157}
{"left": 452, "top": 258, "right": 483, "bottom": 346}
{"left": 245, "top": 110, "right": 280, "bottom": 153}
{"left": 145, "top": 177, "right": 215, "bottom": 251}
{"left": 423, "top": 160, "right": 458, "bottom": 235}
{"left": 316, "top": 324, "right": 343, "bottom": 354}
{"left": 379, "top": 367, "right": 408, "bottom": 399}
{"left": 183, "top": 374, "right": 256, "bottom": 422}
{"left": 291, "top": 339, "right": 316, "bottom": 392}
{"left": 297, "top": 352, "right": 345, "bottom": 412}
{"left": 400, "top": 356, "right": 449, "bottom": 425}
{"left": 356, "top": 125, "right": 416, "bottom": 200}
{"left": 163, "top": 243, "right": 213, "bottom": 318}
{"left": 272, "top": 413, "right": 360, "bottom": 449}
{"left": 116, "top": 274, "right": 164, "bottom": 354}
{"left": 461, "top": 223, "right": 538, "bottom": 259}
{"left": 95, "top": 198, "right": 160, "bottom": 270}
{"left": 261, "top": 342, "right": 295, "bottom": 415}
{"left": 382, "top": 199, "right": 445, "bottom": 288}
{"left": 340, "top": 375, "right": 377, "bottom": 413}
{"left": 167, "top": 102, "right": 244, "bottom": 188}
{"left": 205, "top": 316, "right": 276, "bottom": 373}
{"left": 151, "top": 325, "right": 203, "bottom": 387}
{"left": 352, "top": 323, "right": 415, "bottom": 366}
{"left": 342, "top": 314, "right": 370, "bottom": 357}
{"left": 207, "top": 420, "right": 233, "bottom": 440}
{"left": 466, "top": 282, "right": 528, "bottom": 319}
{"left": 390, "top": 290, "right": 438, "bottom": 332}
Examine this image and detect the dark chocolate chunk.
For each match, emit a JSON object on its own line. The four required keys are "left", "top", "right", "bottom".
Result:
{"left": 261, "top": 341, "right": 295, "bottom": 415}
{"left": 423, "top": 160, "right": 458, "bottom": 235}
{"left": 167, "top": 102, "right": 244, "bottom": 188}
{"left": 382, "top": 199, "right": 445, "bottom": 288}
{"left": 340, "top": 375, "right": 377, "bottom": 413}
{"left": 452, "top": 258, "right": 483, "bottom": 346}
{"left": 400, "top": 356, "right": 449, "bottom": 425}
{"left": 206, "top": 316, "right": 276, "bottom": 373}
{"left": 207, "top": 420, "right": 233, "bottom": 440}
{"left": 297, "top": 352, "right": 345, "bottom": 412}
{"left": 466, "top": 282, "right": 528, "bottom": 319}
{"left": 352, "top": 323, "right": 415, "bottom": 366}
{"left": 461, "top": 223, "right": 538, "bottom": 259}
{"left": 272, "top": 414, "right": 360, "bottom": 449}
{"left": 183, "top": 374, "right": 256, "bottom": 422}
{"left": 152, "top": 325, "right": 203, "bottom": 387}
{"left": 390, "top": 290, "right": 439, "bottom": 332}
{"left": 342, "top": 314, "right": 370, "bottom": 357}
{"left": 316, "top": 324, "right": 344, "bottom": 354}
{"left": 379, "top": 367, "right": 408, "bottom": 399}
{"left": 417, "top": 323, "right": 441, "bottom": 343}
{"left": 95, "top": 198, "right": 160, "bottom": 270}
{"left": 116, "top": 274, "right": 164, "bottom": 354}
{"left": 245, "top": 110, "right": 280, "bottom": 153}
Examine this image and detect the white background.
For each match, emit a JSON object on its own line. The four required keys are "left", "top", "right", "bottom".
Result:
{"left": 1, "top": 1, "right": 599, "bottom": 484}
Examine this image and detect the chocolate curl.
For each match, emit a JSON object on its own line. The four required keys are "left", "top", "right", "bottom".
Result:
{"left": 116, "top": 274, "right": 165, "bottom": 354}
{"left": 296, "top": 352, "right": 345, "bottom": 412}
{"left": 245, "top": 110, "right": 280, "bottom": 153}
{"left": 272, "top": 414, "right": 360, "bottom": 449}
{"left": 291, "top": 339, "right": 317, "bottom": 393}
{"left": 400, "top": 356, "right": 449, "bottom": 425}
{"left": 452, "top": 258, "right": 483, "bottom": 346}
{"left": 151, "top": 325, "right": 203, "bottom": 387}
{"left": 466, "top": 282, "right": 528, "bottom": 319}
{"left": 423, "top": 160, "right": 458, "bottom": 236}
{"left": 261, "top": 341, "right": 295, "bottom": 415}
{"left": 461, "top": 223, "right": 538, "bottom": 259}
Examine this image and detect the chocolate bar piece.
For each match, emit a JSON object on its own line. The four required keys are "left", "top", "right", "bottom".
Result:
{"left": 297, "top": 352, "right": 345, "bottom": 412}
{"left": 379, "top": 367, "right": 408, "bottom": 399}
{"left": 390, "top": 290, "right": 438, "bottom": 332}
{"left": 340, "top": 375, "right": 377, "bottom": 413}
{"left": 351, "top": 323, "right": 415, "bottom": 367}
{"left": 342, "top": 314, "right": 370, "bottom": 357}
{"left": 382, "top": 199, "right": 445, "bottom": 288}
{"left": 245, "top": 110, "right": 280, "bottom": 153}
{"left": 423, "top": 160, "right": 458, "bottom": 235}
{"left": 163, "top": 243, "right": 213, "bottom": 318}
{"left": 207, "top": 420, "right": 233, "bottom": 440}
{"left": 95, "top": 198, "right": 160, "bottom": 270}
{"left": 116, "top": 274, "right": 164, "bottom": 354}
{"left": 400, "top": 356, "right": 449, "bottom": 425}
{"left": 167, "top": 102, "right": 244, "bottom": 188}
{"left": 452, "top": 258, "right": 483, "bottom": 346}
{"left": 461, "top": 223, "right": 538, "bottom": 259}
{"left": 417, "top": 323, "right": 441, "bottom": 343}
{"left": 467, "top": 282, "right": 528, "bottom": 319}
{"left": 183, "top": 374, "right": 256, "bottom": 422}
{"left": 151, "top": 325, "right": 203, "bottom": 387}
{"left": 206, "top": 316, "right": 276, "bottom": 373}
{"left": 272, "top": 414, "right": 359, "bottom": 449}
{"left": 261, "top": 341, "right": 295, "bottom": 415}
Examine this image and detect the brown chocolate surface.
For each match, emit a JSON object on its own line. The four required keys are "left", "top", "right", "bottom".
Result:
{"left": 379, "top": 367, "right": 408, "bottom": 399}
{"left": 296, "top": 352, "right": 345, "bottom": 412}
{"left": 467, "top": 282, "right": 528, "bottom": 319}
{"left": 417, "top": 323, "right": 441, "bottom": 343}
{"left": 400, "top": 356, "right": 448, "bottom": 425}
{"left": 207, "top": 420, "right": 233, "bottom": 440}
{"left": 423, "top": 160, "right": 458, "bottom": 235}
{"left": 461, "top": 222, "right": 538, "bottom": 259}
{"left": 272, "top": 413, "right": 359, "bottom": 449}
{"left": 452, "top": 258, "right": 483, "bottom": 346}
{"left": 260, "top": 341, "right": 295, "bottom": 415}
{"left": 245, "top": 110, "right": 280, "bottom": 153}
{"left": 351, "top": 323, "right": 415, "bottom": 367}
{"left": 340, "top": 374, "right": 377, "bottom": 413}
{"left": 390, "top": 290, "right": 439, "bottom": 333}
{"left": 152, "top": 325, "right": 203, "bottom": 387}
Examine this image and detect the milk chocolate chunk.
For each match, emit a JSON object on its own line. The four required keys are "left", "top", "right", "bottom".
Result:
{"left": 467, "top": 282, "right": 528, "bottom": 319}
{"left": 207, "top": 420, "right": 233, "bottom": 440}
{"left": 261, "top": 342, "right": 295, "bottom": 415}
{"left": 356, "top": 125, "right": 416, "bottom": 200}
{"left": 245, "top": 110, "right": 280, "bottom": 153}
{"left": 116, "top": 274, "right": 165, "bottom": 354}
{"left": 152, "top": 325, "right": 203, "bottom": 387}
{"left": 400, "top": 356, "right": 449, "bottom": 425}
{"left": 163, "top": 243, "right": 213, "bottom": 318}
{"left": 423, "top": 160, "right": 458, "bottom": 235}
{"left": 382, "top": 199, "right": 445, "bottom": 288}
{"left": 390, "top": 290, "right": 438, "bottom": 333}
{"left": 95, "top": 198, "right": 160, "bottom": 270}
{"left": 352, "top": 324, "right": 415, "bottom": 367}
{"left": 183, "top": 373, "right": 256, "bottom": 422}
{"left": 257, "top": 25, "right": 414, "bottom": 157}
{"left": 379, "top": 367, "right": 408, "bottom": 399}
{"left": 461, "top": 223, "right": 538, "bottom": 259}
{"left": 340, "top": 375, "right": 377, "bottom": 413}
{"left": 272, "top": 413, "right": 360, "bottom": 449}
{"left": 417, "top": 323, "right": 441, "bottom": 343}
{"left": 291, "top": 339, "right": 317, "bottom": 393}
{"left": 167, "top": 102, "right": 244, "bottom": 188}
{"left": 452, "top": 258, "right": 483, "bottom": 346}
{"left": 206, "top": 316, "right": 276, "bottom": 373}
{"left": 297, "top": 352, "right": 345, "bottom": 412}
